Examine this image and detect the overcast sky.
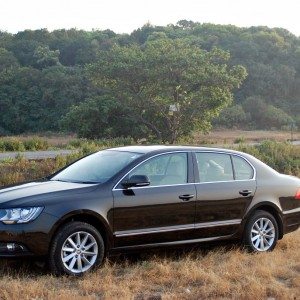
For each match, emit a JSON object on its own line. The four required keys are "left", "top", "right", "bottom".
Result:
{"left": 1, "top": 0, "right": 299, "bottom": 36}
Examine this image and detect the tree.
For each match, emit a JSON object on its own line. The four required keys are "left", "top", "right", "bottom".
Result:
{"left": 0, "top": 48, "right": 19, "bottom": 72}
{"left": 88, "top": 39, "right": 247, "bottom": 143}
{"left": 61, "top": 95, "right": 144, "bottom": 139}
{"left": 33, "top": 45, "right": 60, "bottom": 68}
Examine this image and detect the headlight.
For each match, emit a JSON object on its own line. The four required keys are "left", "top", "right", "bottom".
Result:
{"left": 0, "top": 207, "right": 43, "bottom": 224}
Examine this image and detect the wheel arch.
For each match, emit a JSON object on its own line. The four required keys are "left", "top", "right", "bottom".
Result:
{"left": 243, "top": 202, "right": 284, "bottom": 240}
{"left": 49, "top": 210, "right": 113, "bottom": 253}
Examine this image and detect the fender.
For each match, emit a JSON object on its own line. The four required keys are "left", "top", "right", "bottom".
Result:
{"left": 49, "top": 209, "right": 114, "bottom": 250}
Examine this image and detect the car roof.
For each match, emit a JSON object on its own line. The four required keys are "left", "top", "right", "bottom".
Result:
{"left": 108, "top": 145, "right": 244, "bottom": 155}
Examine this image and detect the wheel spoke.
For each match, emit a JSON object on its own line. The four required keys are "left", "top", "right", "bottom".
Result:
{"left": 85, "top": 242, "right": 96, "bottom": 251}
{"left": 254, "top": 223, "right": 260, "bottom": 231}
{"left": 260, "top": 237, "right": 264, "bottom": 250}
{"left": 67, "top": 237, "right": 77, "bottom": 249}
{"left": 260, "top": 219, "right": 264, "bottom": 230}
{"left": 254, "top": 238, "right": 260, "bottom": 248}
{"left": 265, "top": 234, "right": 274, "bottom": 239}
{"left": 63, "top": 252, "right": 76, "bottom": 263}
{"left": 82, "top": 251, "right": 97, "bottom": 256}
{"left": 69, "top": 256, "right": 77, "bottom": 270}
{"left": 251, "top": 229, "right": 259, "bottom": 234}
{"left": 263, "top": 237, "right": 270, "bottom": 246}
{"left": 263, "top": 219, "right": 270, "bottom": 230}
{"left": 251, "top": 235, "right": 260, "bottom": 242}
{"left": 76, "top": 232, "right": 81, "bottom": 246}
{"left": 82, "top": 256, "right": 92, "bottom": 266}
{"left": 77, "top": 256, "right": 83, "bottom": 271}
{"left": 80, "top": 234, "right": 89, "bottom": 248}
{"left": 62, "top": 247, "right": 74, "bottom": 252}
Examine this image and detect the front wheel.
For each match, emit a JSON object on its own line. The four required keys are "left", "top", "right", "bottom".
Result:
{"left": 49, "top": 222, "right": 105, "bottom": 275}
{"left": 243, "top": 210, "right": 279, "bottom": 252}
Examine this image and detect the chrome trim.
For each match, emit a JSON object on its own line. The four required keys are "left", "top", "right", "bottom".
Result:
{"left": 283, "top": 207, "right": 300, "bottom": 215}
{"left": 112, "top": 150, "right": 256, "bottom": 191}
{"left": 113, "top": 234, "right": 232, "bottom": 250}
{"left": 195, "top": 219, "right": 242, "bottom": 229}
{"left": 114, "top": 219, "right": 242, "bottom": 237}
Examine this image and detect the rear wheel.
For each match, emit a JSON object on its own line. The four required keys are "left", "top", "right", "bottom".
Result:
{"left": 243, "top": 210, "right": 278, "bottom": 252}
{"left": 49, "top": 222, "right": 105, "bottom": 275}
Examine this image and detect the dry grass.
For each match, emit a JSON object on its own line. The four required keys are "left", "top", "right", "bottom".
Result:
{"left": 0, "top": 230, "right": 299, "bottom": 300}
{"left": 194, "top": 130, "right": 300, "bottom": 144}
{"left": 6, "top": 134, "right": 76, "bottom": 148}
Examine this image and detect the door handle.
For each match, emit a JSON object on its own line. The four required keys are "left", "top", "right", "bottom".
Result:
{"left": 179, "top": 194, "right": 194, "bottom": 201}
{"left": 239, "top": 190, "right": 252, "bottom": 197}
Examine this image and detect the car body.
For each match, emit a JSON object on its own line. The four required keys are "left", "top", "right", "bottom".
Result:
{"left": 0, "top": 145, "right": 299, "bottom": 275}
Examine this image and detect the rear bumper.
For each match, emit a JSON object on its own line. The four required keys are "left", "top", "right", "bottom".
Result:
{"left": 0, "top": 212, "right": 59, "bottom": 257}
{"left": 283, "top": 208, "right": 300, "bottom": 234}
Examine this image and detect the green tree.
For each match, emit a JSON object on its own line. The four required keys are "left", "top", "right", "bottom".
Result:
{"left": 33, "top": 45, "right": 60, "bottom": 68}
{"left": 89, "top": 39, "right": 247, "bottom": 143}
{"left": 61, "top": 95, "right": 144, "bottom": 139}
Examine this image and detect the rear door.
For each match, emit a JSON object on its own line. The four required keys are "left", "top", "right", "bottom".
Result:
{"left": 112, "top": 152, "right": 197, "bottom": 248}
{"left": 193, "top": 151, "right": 256, "bottom": 238}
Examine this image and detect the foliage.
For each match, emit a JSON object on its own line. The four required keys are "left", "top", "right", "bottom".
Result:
{"left": 89, "top": 39, "right": 246, "bottom": 143}
{"left": 0, "top": 23, "right": 299, "bottom": 137}
{"left": 237, "top": 141, "right": 300, "bottom": 176}
{"left": 0, "top": 137, "right": 49, "bottom": 152}
{"left": 61, "top": 95, "right": 145, "bottom": 139}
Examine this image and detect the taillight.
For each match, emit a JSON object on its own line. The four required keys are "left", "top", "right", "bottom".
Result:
{"left": 295, "top": 189, "right": 300, "bottom": 200}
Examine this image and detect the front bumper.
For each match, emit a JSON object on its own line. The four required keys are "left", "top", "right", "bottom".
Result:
{"left": 0, "top": 212, "right": 59, "bottom": 257}
{"left": 283, "top": 208, "right": 300, "bottom": 234}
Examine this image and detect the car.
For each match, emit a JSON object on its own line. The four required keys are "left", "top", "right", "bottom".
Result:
{"left": 0, "top": 145, "right": 299, "bottom": 275}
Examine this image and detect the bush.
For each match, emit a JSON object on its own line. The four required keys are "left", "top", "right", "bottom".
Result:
{"left": 237, "top": 141, "right": 300, "bottom": 176}
{"left": 0, "top": 137, "right": 49, "bottom": 152}
{"left": 23, "top": 137, "right": 49, "bottom": 151}
{"left": 0, "top": 138, "right": 25, "bottom": 152}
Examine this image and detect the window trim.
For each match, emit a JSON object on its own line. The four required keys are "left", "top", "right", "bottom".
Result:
{"left": 193, "top": 151, "right": 256, "bottom": 184}
{"left": 113, "top": 151, "right": 192, "bottom": 191}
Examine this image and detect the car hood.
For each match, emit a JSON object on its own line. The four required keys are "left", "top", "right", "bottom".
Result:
{"left": 0, "top": 180, "right": 98, "bottom": 206}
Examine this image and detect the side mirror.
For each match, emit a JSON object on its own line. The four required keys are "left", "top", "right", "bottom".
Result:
{"left": 122, "top": 175, "right": 150, "bottom": 189}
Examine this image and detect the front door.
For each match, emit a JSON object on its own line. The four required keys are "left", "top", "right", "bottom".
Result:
{"left": 193, "top": 151, "right": 256, "bottom": 239}
{"left": 112, "top": 152, "right": 196, "bottom": 248}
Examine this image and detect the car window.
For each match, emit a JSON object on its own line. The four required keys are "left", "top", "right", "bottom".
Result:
{"left": 232, "top": 155, "right": 254, "bottom": 180}
{"left": 196, "top": 152, "right": 234, "bottom": 183}
{"left": 129, "top": 153, "right": 188, "bottom": 186}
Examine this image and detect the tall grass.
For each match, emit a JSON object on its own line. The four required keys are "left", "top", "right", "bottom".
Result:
{"left": 0, "top": 141, "right": 299, "bottom": 187}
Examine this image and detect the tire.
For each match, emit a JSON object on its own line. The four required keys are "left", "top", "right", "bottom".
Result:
{"left": 49, "top": 221, "right": 105, "bottom": 276}
{"left": 243, "top": 210, "right": 279, "bottom": 252}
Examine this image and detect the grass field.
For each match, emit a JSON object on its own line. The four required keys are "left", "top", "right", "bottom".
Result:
{"left": 194, "top": 129, "right": 300, "bottom": 144}
{"left": 0, "top": 231, "right": 299, "bottom": 300}
{"left": 0, "top": 133, "right": 299, "bottom": 299}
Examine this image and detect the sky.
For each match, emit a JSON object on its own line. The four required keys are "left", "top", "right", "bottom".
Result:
{"left": 0, "top": 0, "right": 300, "bottom": 36}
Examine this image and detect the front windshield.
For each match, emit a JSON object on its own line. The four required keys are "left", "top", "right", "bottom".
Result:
{"left": 51, "top": 150, "right": 142, "bottom": 184}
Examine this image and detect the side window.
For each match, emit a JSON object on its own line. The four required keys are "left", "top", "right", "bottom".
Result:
{"left": 196, "top": 152, "right": 234, "bottom": 183}
{"left": 232, "top": 156, "right": 254, "bottom": 180}
{"left": 129, "top": 153, "right": 188, "bottom": 186}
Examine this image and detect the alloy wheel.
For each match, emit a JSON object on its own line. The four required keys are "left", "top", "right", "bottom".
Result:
{"left": 61, "top": 231, "right": 98, "bottom": 274}
{"left": 250, "top": 217, "right": 275, "bottom": 251}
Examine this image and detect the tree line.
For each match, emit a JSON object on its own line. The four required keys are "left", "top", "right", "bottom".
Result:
{"left": 0, "top": 21, "right": 299, "bottom": 142}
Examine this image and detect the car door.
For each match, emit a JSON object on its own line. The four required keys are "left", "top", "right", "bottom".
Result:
{"left": 112, "top": 152, "right": 197, "bottom": 248}
{"left": 193, "top": 151, "right": 256, "bottom": 239}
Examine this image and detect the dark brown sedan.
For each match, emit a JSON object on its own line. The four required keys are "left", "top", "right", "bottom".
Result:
{"left": 0, "top": 145, "right": 299, "bottom": 275}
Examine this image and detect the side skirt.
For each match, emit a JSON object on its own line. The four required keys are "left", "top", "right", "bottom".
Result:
{"left": 110, "top": 234, "right": 235, "bottom": 252}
